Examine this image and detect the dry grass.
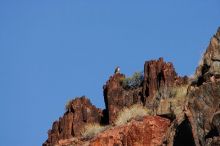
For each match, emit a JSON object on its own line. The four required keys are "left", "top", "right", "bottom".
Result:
{"left": 155, "top": 85, "right": 188, "bottom": 100}
{"left": 171, "top": 85, "right": 188, "bottom": 99}
{"left": 156, "top": 85, "right": 189, "bottom": 118}
{"left": 114, "top": 104, "right": 151, "bottom": 126}
{"left": 65, "top": 99, "right": 72, "bottom": 111}
{"left": 81, "top": 123, "right": 108, "bottom": 139}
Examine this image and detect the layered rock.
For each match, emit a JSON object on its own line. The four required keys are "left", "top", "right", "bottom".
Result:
{"left": 43, "top": 97, "right": 102, "bottom": 146}
{"left": 103, "top": 58, "right": 188, "bottom": 124}
{"left": 143, "top": 58, "right": 177, "bottom": 99}
{"left": 43, "top": 27, "right": 220, "bottom": 146}
{"left": 195, "top": 27, "right": 220, "bottom": 85}
{"left": 103, "top": 73, "right": 143, "bottom": 124}
{"left": 187, "top": 28, "right": 220, "bottom": 145}
{"left": 90, "top": 116, "right": 170, "bottom": 146}
{"left": 143, "top": 58, "right": 188, "bottom": 106}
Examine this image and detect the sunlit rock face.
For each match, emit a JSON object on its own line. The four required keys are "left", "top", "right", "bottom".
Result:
{"left": 103, "top": 58, "right": 188, "bottom": 124}
{"left": 43, "top": 28, "right": 220, "bottom": 146}
{"left": 188, "top": 28, "right": 220, "bottom": 146}
{"left": 90, "top": 116, "right": 170, "bottom": 146}
{"left": 43, "top": 97, "right": 102, "bottom": 146}
{"left": 195, "top": 27, "right": 220, "bottom": 85}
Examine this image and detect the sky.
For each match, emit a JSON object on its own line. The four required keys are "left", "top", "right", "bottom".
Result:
{"left": 0, "top": 0, "right": 220, "bottom": 146}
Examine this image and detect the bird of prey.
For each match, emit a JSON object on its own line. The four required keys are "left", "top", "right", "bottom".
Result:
{"left": 114, "top": 66, "right": 120, "bottom": 74}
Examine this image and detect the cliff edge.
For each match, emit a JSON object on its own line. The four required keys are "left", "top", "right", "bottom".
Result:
{"left": 43, "top": 28, "right": 220, "bottom": 146}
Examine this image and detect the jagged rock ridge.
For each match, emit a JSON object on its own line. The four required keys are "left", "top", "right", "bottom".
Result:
{"left": 43, "top": 27, "right": 220, "bottom": 146}
{"left": 44, "top": 97, "right": 102, "bottom": 145}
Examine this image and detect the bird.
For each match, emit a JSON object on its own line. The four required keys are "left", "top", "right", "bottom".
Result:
{"left": 114, "top": 66, "right": 120, "bottom": 74}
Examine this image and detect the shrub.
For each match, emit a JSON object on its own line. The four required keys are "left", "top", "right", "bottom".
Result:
{"left": 81, "top": 123, "right": 108, "bottom": 139}
{"left": 65, "top": 99, "right": 72, "bottom": 111}
{"left": 156, "top": 85, "right": 188, "bottom": 99}
{"left": 114, "top": 104, "right": 151, "bottom": 126}
{"left": 122, "top": 72, "right": 144, "bottom": 89}
{"left": 171, "top": 85, "right": 188, "bottom": 98}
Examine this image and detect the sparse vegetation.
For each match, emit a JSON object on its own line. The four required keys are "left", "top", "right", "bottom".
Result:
{"left": 114, "top": 104, "right": 152, "bottom": 126}
{"left": 122, "top": 72, "right": 144, "bottom": 89}
{"left": 65, "top": 99, "right": 72, "bottom": 111}
{"left": 156, "top": 85, "right": 189, "bottom": 99}
{"left": 156, "top": 85, "right": 189, "bottom": 118}
{"left": 81, "top": 123, "right": 108, "bottom": 139}
{"left": 171, "top": 85, "right": 188, "bottom": 98}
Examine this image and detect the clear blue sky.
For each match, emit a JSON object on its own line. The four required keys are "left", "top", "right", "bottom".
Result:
{"left": 0, "top": 0, "right": 219, "bottom": 146}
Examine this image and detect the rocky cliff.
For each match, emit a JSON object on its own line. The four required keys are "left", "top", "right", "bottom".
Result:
{"left": 43, "top": 28, "right": 220, "bottom": 146}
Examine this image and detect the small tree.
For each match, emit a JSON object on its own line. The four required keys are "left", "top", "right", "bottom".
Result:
{"left": 122, "top": 72, "right": 144, "bottom": 89}
{"left": 65, "top": 99, "right": 72, "bottom": 112}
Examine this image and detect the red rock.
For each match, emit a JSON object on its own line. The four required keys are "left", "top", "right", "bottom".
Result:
{"left": 90, "top": 116, "right": 170, "bottom": 146}
{"left": 142, "top": 58, "right": 188, "bottom": 110}
{"left": 103, "top": 59, "right": 188, "bottom": 124}
{"left": 43, "top": 96, "right": 102, "bottom": 146}
{"left": 43, "top": 27, "right": 220, "bottom": 146}
{"left": 103, "top": 73, "right": 143, "bottom": 124}
{"left": 143, "top": 57, "right": 187, "bottom": 99}
{"left": 143, "top": 58, "right": 175, "bottom": 99}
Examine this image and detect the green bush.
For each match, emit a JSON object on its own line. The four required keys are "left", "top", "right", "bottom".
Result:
{"left": 122, "top": 72, "right": 144, "bottom": 89}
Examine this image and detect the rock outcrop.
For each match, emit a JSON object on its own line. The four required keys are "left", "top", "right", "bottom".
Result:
{"left": 103, "top": 58, "right": 188, "bottom": 124}
{"left": 103, "top": 73, "right": 143, "bottom": 124}
{"left": 43, "top": 27, "right": 220, "bottom": 146}
{"left": 142, "top": 58, "right": 188, "bottom": 110}
{"left": 90, "top": 116, "right": 170, "bottom": 146}
{"left": 187, "top": 28, "right": 220, "bottom": 146}
{"left": 195, "top": 27, "right": 220, "bottom": 85}
{"left": 143, "top": 58, "right": 177, "bottom": 99}
{"left": 43, "top": 97, "right": 102, "bottom": 146}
